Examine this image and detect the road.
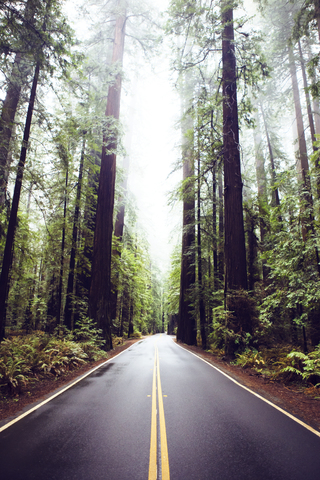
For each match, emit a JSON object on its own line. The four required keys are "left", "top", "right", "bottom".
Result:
{"left": 0, "top": 334, "right": 320, "bottom": 479}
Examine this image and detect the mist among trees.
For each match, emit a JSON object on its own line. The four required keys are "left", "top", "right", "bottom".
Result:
{"left": 1, "top": 0, "right": 320, "bottom": 393}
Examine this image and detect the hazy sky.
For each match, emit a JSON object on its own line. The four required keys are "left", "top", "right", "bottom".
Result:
{"left": 64, "top": 0, "right": 182, "bottom": 276}
{"left": 62, "top": 0, "right": 265, "bottom": 277}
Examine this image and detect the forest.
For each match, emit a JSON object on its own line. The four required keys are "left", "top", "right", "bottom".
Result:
{"left": 1, "top": 0, "right": 320, "bottom": 397}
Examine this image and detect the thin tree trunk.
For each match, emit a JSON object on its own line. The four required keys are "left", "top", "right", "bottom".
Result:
{"left": 57, "top": 162, "right": 69, "bottom": 330}
{"left": 210, "top": 111, "right": 218, "bottom": 288}
{"left": 289, "top": 47, "right": 310, "bottom": 180}
{"left": 0, "top": 62, "right": 40, "bottom": 341}
{"left": 222, "top": 2, "right": 247, "bottom": 292}
{"left": 218, "top": 170, "right": 224, "bottom": 283}
{"left": 65, "top": 134, "right": 86, "bottom": 330}
{"left": 197, "top": 129, "right": 206, "bottom": 350}
{"left": 253, "top": 111, "right": 268, "bottom": 282}
{"left": 298, "top": 40, "right": 316, "bottom": 148}
{"left": 260, "top": 104, "right": 280, "bottom": 208}
{"left": 89, "top": 6, "right": 126, "bottom": 350}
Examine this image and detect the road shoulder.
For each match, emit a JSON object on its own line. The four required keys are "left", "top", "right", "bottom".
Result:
{"left": 176, "top": 341, "right": 320, "bottom": 433}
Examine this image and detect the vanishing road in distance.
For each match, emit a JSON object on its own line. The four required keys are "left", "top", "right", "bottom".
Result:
{"left": 1, "top": 334, "right": 320, "bottom": 479}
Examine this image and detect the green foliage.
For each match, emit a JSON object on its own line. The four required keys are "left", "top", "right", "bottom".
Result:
{"left": 0, "top": 331, "right": 107, "bottom": 396}
{"left": 234, "top": 344, "right": 320, "bottom": 388}
{"left": 278, "top": 348, "right": 320, "bottom": 385}
{"left": 235, "top": 348, "right": 265, "bottom": 370}
{"left": 72, "top": 318, "right": 107, "bottom": 361}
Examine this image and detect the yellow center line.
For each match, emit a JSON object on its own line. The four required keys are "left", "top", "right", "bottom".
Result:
{"left": 157, "top": 346, "right": 170, "bottom": 480}
{"left": 148, "top": 350, "right": 157, "bottom": 480}
{"left": 148, "top": 341, "right": 170, "bottom": 480}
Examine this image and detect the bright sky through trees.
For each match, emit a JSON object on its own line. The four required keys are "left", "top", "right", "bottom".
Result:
{"left": 63, "top": 0, "right": 181, "bottom": 275}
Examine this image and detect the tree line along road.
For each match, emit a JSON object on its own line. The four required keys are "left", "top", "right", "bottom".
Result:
{"left": 0, "top": 333, "right": 320, "bottom": 479}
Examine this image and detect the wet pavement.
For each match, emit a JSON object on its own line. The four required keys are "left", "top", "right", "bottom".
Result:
{"left": 0, "top": 334, "right": 320, "bottom": 479}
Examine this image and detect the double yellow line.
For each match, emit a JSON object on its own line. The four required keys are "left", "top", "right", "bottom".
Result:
{"left": 148, "top": 343, "right": 170, "bottom": 480}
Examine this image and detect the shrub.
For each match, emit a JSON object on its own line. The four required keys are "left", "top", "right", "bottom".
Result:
{"left": 235, "top": 349, "right": 265, "bottom": 370}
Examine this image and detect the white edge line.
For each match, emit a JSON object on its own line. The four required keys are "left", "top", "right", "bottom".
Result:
{"left": 174, "top": 340, "right": 320, "bottom": 438}
{"left": 0, "top": 347, "right": 128, "bottom": 433}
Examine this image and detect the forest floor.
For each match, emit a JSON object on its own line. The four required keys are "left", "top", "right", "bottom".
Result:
{"left": 1, "top": 336, "right": 320, "bottom": 434}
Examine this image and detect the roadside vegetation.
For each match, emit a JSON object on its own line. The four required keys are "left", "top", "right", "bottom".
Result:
{"left": 0, "top": 319, "right": 108, "bottom": 397}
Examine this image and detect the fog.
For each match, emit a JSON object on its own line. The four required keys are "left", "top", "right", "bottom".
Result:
{"left": 64, "top": 0, "right": 182, "bottom": 276}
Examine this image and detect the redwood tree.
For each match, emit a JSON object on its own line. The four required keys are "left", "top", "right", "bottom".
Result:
{"left": 177, "top": 87, "right": 196, "bottom": 346}
{"left": 89, "top": 3, "right": 127, "bottom": 350}
{"left": 221, "top": 1, "right": 247, "bottom": 292}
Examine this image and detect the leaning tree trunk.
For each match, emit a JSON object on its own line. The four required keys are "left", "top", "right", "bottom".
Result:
{"left": 221, "top": 2, "right": 247, "bottom": 292}
{"left": 89, "top": 6, "right": 126, "bottom": 350}
{"left": 0, "top": 62, "right": 40, "bottom": 341}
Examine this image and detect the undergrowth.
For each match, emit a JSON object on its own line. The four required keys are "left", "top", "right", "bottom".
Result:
{"left": 232, "top": 345, "right": 320, "bottom": 393}
{"left": 0, "top": 319, "right": 108, "bottom": 396}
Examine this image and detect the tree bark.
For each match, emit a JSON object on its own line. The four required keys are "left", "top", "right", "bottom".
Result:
{"left": 177, "top": 80, "right": 196, "bottom": 346}
{"left": 218, "top": 169, "right": 224, "bottom": 283}
{"left": 0, "top": 62, "right": 40, "bottom": 341}
{"left": 253, "top": 111, "right": 268, "bottom": 282}
{"left": 89, "top": 5, "right": 126, "bottom": 350}
{"left": 222, "top": 2, "right": 247, "bottom": 292}
{"left": 197, "top": 128, "right": 206, "bottom": 350}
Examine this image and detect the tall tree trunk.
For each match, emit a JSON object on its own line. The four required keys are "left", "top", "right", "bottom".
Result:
{"left": 177, "top": 81, "right": 196, "bottom": 346}
{"left": 210, "top": 111, "right": 218, "bottom": 288}
{"left": 298, "top": 41, "right": 316, "bottom": 148}
{"left": 64, "top": 134, "right": 86, "bottom": 330}
{"left": 218, "top": 169, "right": 224, "bottom": 283}
{"left": 260, "top": 104, "right": 280, "bottom": 208}
{"left": 212, "top": 165, "right": 219, "bottom": 287}
{"left": 244, "top": 200, "right": 258, "bottom": 291}
{"left": 289, "top": 47, "right": 310, "bottom": 182}
{"left": 109, "top": 78, "right": 137, "bottom": 329}
{"left": 57, "top": 162, "right": 69, "bottom": 329}
{"left": 197, "top": 128, "right": 206, "bottom": 350}
{"left": 221, "top": 2, "right": 247, "bottom": 292}
{"left": 253, "top": 111, "right": 268, "bottom": 282}
{"left": 89, "top": 5, "right": 126, "bottom": 350}
{"left": 0, "top": 62, "right": 40, "bottom": 341}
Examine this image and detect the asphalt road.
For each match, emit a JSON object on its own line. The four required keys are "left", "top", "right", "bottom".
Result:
{"left": 1, "top": 334, "right": 320, "bottom": 479}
